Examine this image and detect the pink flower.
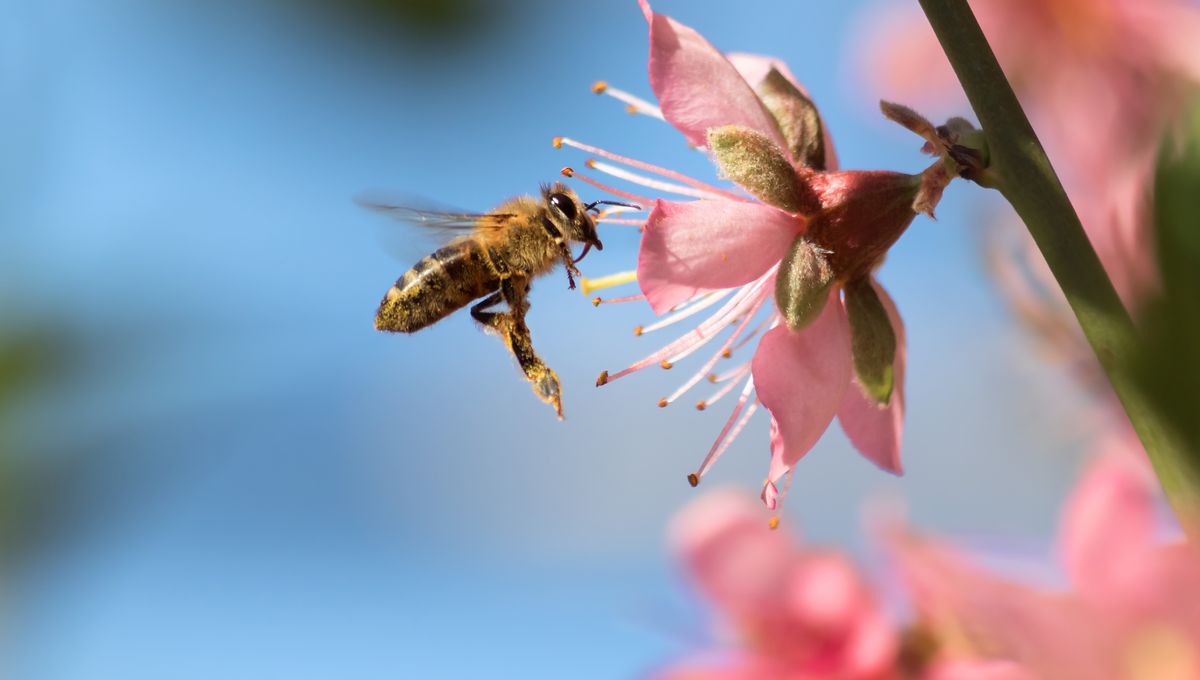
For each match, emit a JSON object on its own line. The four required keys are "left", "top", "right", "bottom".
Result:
{"left": 887, "top": 440, "right": 1200, "bottom": 679}
{"left": 656, "top": 489, "right": 900, "bottom": 680}
{"left": 562, "top": 1, "right": 968, "bottom": 506}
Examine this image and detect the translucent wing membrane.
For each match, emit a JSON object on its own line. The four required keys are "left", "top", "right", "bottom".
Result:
{"left": 356, "top": 196, "right": 514, "bottom": 232}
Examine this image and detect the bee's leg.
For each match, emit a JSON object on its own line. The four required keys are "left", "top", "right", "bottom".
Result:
{"left": 556, "top": 242, "right": 581, "bottom": 290}
{"left": 472, "top": 277, "right": 563, "bottom": 419}
{"left": 468, "top": 291, "right": 505, "bottom": 325}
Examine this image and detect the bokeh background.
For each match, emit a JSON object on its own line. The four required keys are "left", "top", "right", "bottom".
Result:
{"left": 2, "top": 1, "right": 1094, "bottom": 677}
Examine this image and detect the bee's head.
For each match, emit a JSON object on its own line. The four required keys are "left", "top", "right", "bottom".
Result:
{"left": 542, "top": 182, "right": 640, "bottom": 264}
{"left": 542, "top": 183, "right": 601, "bottom": 250}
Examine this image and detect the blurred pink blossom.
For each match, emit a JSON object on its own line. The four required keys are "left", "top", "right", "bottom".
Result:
{"left": 889, "top": 442, "right": 1200, "bottom": 679}
{"left": 656, "top": 489, "right": 900, "bottom": 680}
{"left": 858, "top": 0, "right": 1200, "bottom": 309}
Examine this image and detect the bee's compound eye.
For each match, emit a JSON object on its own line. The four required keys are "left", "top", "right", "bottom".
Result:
{"left": 549, "top": 193, "right": 577, "bottom": 220}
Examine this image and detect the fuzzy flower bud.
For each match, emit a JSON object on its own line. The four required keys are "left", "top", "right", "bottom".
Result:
{"left": 708, "top": 125, "right": 811, "bottom": 213}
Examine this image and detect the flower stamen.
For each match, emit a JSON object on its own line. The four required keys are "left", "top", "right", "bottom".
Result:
{"left": 585, "top": 158, "right": 727, "bottom": 200}
{"left": 592, "top": 294, "right": 645, "bottom": 307}
{"left": 580, "top": 270, "right": 637, "bottom": 296}
{"left": 692, "top": 379, "right": 758, "bottom": 482}
{"left": 661, "top": 297, "right": 767, "bottom": 407}
{"left": 561, "top": 166, "right": 653, "bottom": 205}
{"left": 638, "top": 290, "right": 731, "bottom": 335}
{"left": 554, "top": 136, "right": 743, "bottom": 200}
{"left": 591, "top": 81, "right": 665, "bottom": 120}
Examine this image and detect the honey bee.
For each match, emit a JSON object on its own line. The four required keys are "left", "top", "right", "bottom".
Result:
{"left": 365, "top": 182, "right": 635, "bottom": 419}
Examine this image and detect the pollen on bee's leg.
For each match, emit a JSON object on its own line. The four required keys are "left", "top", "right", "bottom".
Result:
{"left": 553, "top": 137, "right": 740, "bottom": 199}
{"left": 595, "top": 370, "right": 609, "bottom": 387}
{"left": 580, "top": 270, "right": 637, "bottom": 296}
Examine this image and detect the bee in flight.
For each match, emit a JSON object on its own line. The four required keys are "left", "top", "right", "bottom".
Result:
{"left": 365, "top": 182, "right": 636, "bottom": 419}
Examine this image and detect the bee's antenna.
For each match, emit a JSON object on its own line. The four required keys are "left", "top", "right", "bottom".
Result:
{"left": 585, "top": 199, "right": 642, "bottom": 213}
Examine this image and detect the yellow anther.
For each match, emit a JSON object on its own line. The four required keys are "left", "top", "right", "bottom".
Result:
{"left": 633, "top": 325, "right": 643, "bottom": 336}
{"left": 768, "top": 516, "right": 781, "bottom": 530}
{"left": 707, "top": 373, "right": 718, "bottom": 383}
{"left": 580, "top": 270, "right": 637, "bottom": 296}
{"left": 660, "top": 360, "right": 673, "bottom": 370}
{"left": 585, "top": 158, "right": 598, "bottom": 169}
{"left": 695, "top": 400, "right": 706, "bottom": 411}
{"left": 687, "top": 473, "right": 700, "bottom": 488}
{"left": 657, "top": 398, "right": 668, "bottom": 408}
{"left": 552, "top": 136, "right": 564, "bottom": 149}
{"left": 721, "top": 349, "right": 732, "bottom": 359}
{"left": 591, "top": 80, "right": 608, "bottom": 94}
{"left": 591, "top": 296, "right": 602, "bottom": 307}
{"left": 595, "top": 370, "right": 609, "bottom": 387}
{"left": 625, "top": 104, "right": 638, "bottom": 115}
{"left": 560, "top": 166, "right": 575, "bottom": 177}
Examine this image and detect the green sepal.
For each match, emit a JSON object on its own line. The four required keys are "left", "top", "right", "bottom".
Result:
{"left": 775, "top": 235, "right": 835, "bottom": 331}
{"left": 758, "top": 68, "right": 826, "bottom": 170}
{"left": 708, "top": 125, "right": 806, "bottom": 213}
{"left": 844, "top": 277, "right": 896, "bottom": 405}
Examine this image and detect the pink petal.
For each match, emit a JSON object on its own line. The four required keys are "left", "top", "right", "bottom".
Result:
{"left": 754, "top": 294, "right": 852, "bottom": 480}
{"left": 726, "top": 52, "right": 802, "bottom": 92}
{"left": 836, "top": 279, "right": 906, "bottom": 474}
{"left": 1058, "top": 446, "right": 1160, "bottom": 610}
{"left": 640, "top": 1, "right": 786, "bottom": 150}
{"left": 638, "top": 199, "right": 800, "bottom": 314}
{"left": 725, "top": 52, "right": 839, "bottom": 170}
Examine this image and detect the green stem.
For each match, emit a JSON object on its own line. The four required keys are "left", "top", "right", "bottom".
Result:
{"left": 917, "top": 0, "right": 1200, "bottom": 533}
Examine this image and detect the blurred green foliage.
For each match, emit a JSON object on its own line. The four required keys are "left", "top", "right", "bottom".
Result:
{"left": 294, "top": 0, "right": 509, "bottom": 44}
{"left": 0, "top": 324, "right": 65, "bottom": 562}
{"left": 1135, "top": 97, "right": 1200, "bottom": 473}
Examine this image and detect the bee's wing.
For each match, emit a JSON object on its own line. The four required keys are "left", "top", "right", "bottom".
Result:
{"left": 357, "top": 197, "right": 514, "bottom": 232}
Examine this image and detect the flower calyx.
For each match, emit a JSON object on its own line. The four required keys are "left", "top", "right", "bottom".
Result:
{"left": 776, "top": 236, "right": 836, "bottom": 331}
{"left": 756, "top": 68, "right": 827, "bottom": 170}
{"left": 845, "top": 276, "right": 898, "bottom": 405}
{"left": 881, "top": 100, "right": 992, "bottom": 188}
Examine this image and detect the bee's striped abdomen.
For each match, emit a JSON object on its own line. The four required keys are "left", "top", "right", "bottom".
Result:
{"left": 375, "top": 240, "right": 498, "bottom": 333}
